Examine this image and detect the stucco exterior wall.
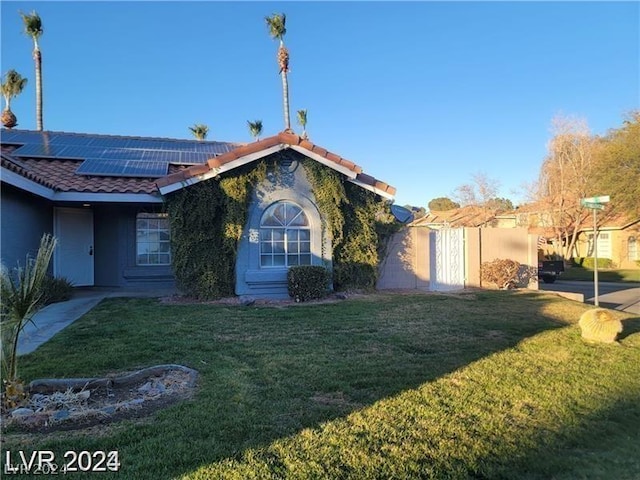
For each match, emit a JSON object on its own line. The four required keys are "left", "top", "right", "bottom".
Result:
{"left": 93, "top": 205, "right": 175, "bottom": 288}
{"left": 235, "top": 162, "right": 331, "bottom": 298}
{"left": 0, "top": 185, "right": 53, "bottom": 270}
{"left": 377, "top": 227, "right": 430, "bottom": 290}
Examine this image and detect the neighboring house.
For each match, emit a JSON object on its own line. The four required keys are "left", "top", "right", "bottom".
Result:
{"left": 409, "top": 206, "right": 498, "bottom": 229}
{"left": 1, "top": 128, "right": 395, "bottom": 296}
{"left": 573, "top": 215, "right": 640, "bottom": 268}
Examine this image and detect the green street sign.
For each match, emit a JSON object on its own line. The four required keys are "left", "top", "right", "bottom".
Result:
{"left": 582, "top": 195, "right": 610, "bottom": 204}
{"left": 582, "top": 202, "right": 605, "bottom": 210}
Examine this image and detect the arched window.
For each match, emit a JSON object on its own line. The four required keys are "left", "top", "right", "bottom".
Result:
{"left": 260, "top": 201, "right": 311, "bottom": 267}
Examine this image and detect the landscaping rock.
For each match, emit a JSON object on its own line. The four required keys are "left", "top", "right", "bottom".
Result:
{"left": 53, "top": 409, "right": 70, "bottom": 421}
{"left": 11, "top": 407, "right": 34, "bottom": 418}
{"left": 241, "top": 297, "right": 256, "bottom": 306}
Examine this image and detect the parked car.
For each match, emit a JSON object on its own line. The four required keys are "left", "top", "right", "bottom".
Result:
{"left": 538, "top": 260, "right": 565, "bottom": 283}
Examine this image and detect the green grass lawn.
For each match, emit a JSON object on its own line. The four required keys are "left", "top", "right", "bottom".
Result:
{"left": 2, "top": 291, "right": 639, "bottom": 479}
{"left": 561, "top": 267, "right": 640, "bottom": 282}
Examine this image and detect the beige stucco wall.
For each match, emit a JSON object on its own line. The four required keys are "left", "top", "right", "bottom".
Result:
{"left": 377, "top": 227, "right": 430, "bottom": 290}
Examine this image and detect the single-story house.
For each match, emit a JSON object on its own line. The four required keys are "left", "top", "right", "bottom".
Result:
{"left": 573, "top": 214, "right": 640, "bottom": 268}
{"left": 1, "top": 128, "right": 395, "bottom": 297}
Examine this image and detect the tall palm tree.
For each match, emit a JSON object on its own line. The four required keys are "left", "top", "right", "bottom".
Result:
{"left": 296, "top": 109, "right": 308, "bottom": 139}
{"left": 1, "top": 70, "right": 28, "bottom": 129}
{"left": 189, "top": 124, "right": 209, "bottom": 140}
{"left": 247, "top": 119, "right": 263, "bottom": 141}
{"left": 265, "top": 13, "right": 291, "bottom": 132}
{"left": 20, "top": 11, "right": 44, "bottom": 131}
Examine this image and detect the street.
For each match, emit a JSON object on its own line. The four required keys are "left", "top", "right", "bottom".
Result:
{"left": 540, "top": 280, "right": 640, "bottom": 314}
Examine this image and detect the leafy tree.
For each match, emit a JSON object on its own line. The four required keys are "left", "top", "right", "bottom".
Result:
{"left": 485, "top": 197, "right": 514, "bottom": 213}
{"left": 1, "top": 234, "right": 57, "bottom": 408}
{"left": 247, "top": 119, "right": 263, "bottom": 140}
{"left": 20, "top": 10, "right": 44, "bottom": 131}
{"left": 428, "top": 197, "right": 460, "bottom": 211}
{"left": 592, "top": 111, "right": 640, "bottom": 218}
{"left": 189, "top": 124, "right": 209, "bottom": 140}
{"left": 265, "top": 13, "right": 291, "bottom": 132}
{"left": 297, "top": 109, "right": 308, "bottom": 138}
{"left": 406, "top": 205, "right": 427, "bottom": 219}
{"left": 1, "top": 69, "right": 28, "bottom": 129}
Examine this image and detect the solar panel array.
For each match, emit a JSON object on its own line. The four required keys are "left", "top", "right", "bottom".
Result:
{"left": 1, "top": 129, "right": 237, "bottom": 178}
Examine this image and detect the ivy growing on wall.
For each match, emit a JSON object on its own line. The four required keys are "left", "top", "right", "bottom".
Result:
{"left": 166, "top": 161, "right": 267, "bottom": 299}
{"left": 166, "top": 154, "right": 400, "bottom": 299}
{"left": 302, "top": 159, "right": 400, "bottom": 291}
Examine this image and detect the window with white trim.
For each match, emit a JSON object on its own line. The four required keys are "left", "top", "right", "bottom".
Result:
{"left": 260, "top": 201, "right": 311, "bottom": 267}
{"left": 629, "top": 236, "right": 638, "bottom": 261}
{"left": 136, "top": 213, "right": 171, "bottom": 265}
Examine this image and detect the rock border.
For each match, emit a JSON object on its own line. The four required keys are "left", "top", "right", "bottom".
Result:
{"left": 28, "top": 364, "right": 198, "bottom": 394}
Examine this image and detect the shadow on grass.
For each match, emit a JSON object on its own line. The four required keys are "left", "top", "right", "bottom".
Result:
{"left": 3, "top": 291, "right": 616, "bottom": 479}
{"left": 619, "top": 317, "right": 640, "bottom": 341}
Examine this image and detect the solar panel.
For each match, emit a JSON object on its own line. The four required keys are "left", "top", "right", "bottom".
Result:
{"left": 2, "top": 128, "right": 239, "bottom": 178}
{"left": 76, "top": 158, "right": 168, "bottom": 177}
{"left": 12, "top": 143, "right": 70, "bottom": 158}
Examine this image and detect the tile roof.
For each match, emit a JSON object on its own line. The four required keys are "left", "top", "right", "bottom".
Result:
{"left": 156, "top": 131, "right": 396, "bottom": 198}
{"left": 410, "top": 206, "right": 496, "bottom": 228}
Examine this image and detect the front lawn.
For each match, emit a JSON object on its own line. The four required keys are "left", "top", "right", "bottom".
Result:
{"left": 2, "top": 291, "right": 639, "bottom": 479}
{"left": 561, "top": 267, "right": 640, "bottom": 282}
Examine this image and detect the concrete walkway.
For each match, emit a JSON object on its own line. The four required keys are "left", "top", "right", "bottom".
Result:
{"left": 17, "top": 287, "right": 176, "bottom": 355}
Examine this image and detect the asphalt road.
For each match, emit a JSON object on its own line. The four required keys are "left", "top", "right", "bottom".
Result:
{"left": 540, "top": 280, "right": 640, "bottom": 314}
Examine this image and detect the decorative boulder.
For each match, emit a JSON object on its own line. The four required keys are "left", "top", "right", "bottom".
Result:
{"left": 578, "top": 308, "right": 623, "bottom": 344}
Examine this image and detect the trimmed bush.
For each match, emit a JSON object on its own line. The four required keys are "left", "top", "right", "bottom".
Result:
{"left": 573, "top": 257, "right": 615, "bottom": 269}
{"left": 481, "top": 259, "right": 520, "bottom": 290}
{"left": 287, "top": 266, "right": 330, "bottom": 302}
{"left": 40, "top": 275, "right": 74, "bottom": 305}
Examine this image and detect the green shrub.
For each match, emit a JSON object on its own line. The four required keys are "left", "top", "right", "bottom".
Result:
{"left": 40, "top": 275, "right": 74, "bottom": 305}
{"left": 287, "top": 266, "right": 330, "bottom": 302}
{"left": 481, "top": 259, "right": 520, "bottom": 290}
{"left": 573, "top": 257, "right": 615, "bottom": 269}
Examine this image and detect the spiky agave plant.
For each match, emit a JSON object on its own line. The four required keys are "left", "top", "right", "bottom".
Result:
{"left": 20, "top": 10, "right": 44, "bottom": 131}
{"left": 247, "top": 119, "right": 263, "bottom": 141}
{"left": 1, "top": 234, "right": 57, "bottom": 408}
{"left": 189, "top": 124, "right": 209, "bottom": 140}
{"left": 1, "top": 70, "right": 28, "bottom": 129}
{"left": 265, "top": 13, "right": 291, "bottom": 132}
{"left": 296, "top": 109, "right": 307, "bottom": 139}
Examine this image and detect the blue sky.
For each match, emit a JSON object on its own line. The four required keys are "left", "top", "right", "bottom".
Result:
{"left": 1, "top": 1, "right": 638, "bottom": 208}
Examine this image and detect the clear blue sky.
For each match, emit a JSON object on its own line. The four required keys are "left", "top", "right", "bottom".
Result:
{"left": 2, "top": 1, "right": 638, "bottom": 208}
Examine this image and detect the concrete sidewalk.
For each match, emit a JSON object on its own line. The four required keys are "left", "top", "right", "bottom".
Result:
{"left": 17, "top": 287, "right": 176, "bottom": 355}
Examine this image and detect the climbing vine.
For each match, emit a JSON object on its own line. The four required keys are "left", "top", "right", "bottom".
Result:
{"left": 166, "top": 161, "right": 267, "bottom": 299}
{"left": 303, "top": 159, "right": 400, "bottom": 291}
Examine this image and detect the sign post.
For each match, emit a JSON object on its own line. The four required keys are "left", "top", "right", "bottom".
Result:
{"left": 580, "top": 196, "right": 610, "bottom": 306}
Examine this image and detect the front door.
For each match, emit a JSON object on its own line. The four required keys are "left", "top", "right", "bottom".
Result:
{"left": 54, "top": 207, "right": 94, "bottom": 286}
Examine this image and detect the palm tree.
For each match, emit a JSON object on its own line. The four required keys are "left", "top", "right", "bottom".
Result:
{"left": 1, "top": 70, "right": 28, "bottom": 129}
{"left": 20, "top": 10, "right": 44, "bottom": 131}
{"left": 189, "top": 124, "right": 209, "bottom": 140}
{"left": 265, "top": 13, "right": 291, "bottom": 132}
{"left": 296, "top": 109, "right": 308, "bottom": 139}
{"left": 247, "top": 119, "right": 263, "bottom": 141}
{"left": 1, "top": 234, "right": 57, "bottom": 408}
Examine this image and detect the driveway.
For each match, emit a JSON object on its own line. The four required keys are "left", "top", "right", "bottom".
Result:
{"left": 540, "top": 280, "right": 640, "bottom": 314}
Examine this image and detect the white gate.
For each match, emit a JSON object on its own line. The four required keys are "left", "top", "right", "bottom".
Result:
{"left": 430, "top": 228, "right": 465, "bottom": 291}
